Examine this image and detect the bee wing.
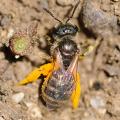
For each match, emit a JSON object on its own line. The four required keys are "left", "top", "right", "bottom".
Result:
{"left": 67, "top": 54, "right": 81, "bottom": 109}
{"left": 53, "top": 49, "right": 64, "bottom": 70}
{"left": 67, "top": 54, "right": 78, "bottom": 74}
{"left": 54, "top": 50, "right": 79, "bottom": 73}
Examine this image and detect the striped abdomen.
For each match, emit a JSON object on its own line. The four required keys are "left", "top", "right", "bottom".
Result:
{"left": 42, "top": 68, "right": 74, "bottom": 109}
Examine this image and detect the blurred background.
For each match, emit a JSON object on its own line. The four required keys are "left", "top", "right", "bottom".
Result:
{"left": 0, "top": 0, "right": 120, "bottom": 120}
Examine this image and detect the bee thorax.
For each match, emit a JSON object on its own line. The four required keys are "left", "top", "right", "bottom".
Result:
{"left": 59, "top": 38, "right": 78, "bottom": 69}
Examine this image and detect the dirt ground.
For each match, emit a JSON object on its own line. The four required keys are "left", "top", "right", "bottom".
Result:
{"left": 0, "top": 0, "right": 120, "bottom": 120}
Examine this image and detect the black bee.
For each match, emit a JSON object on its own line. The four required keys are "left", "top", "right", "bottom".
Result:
{"left": 41, "top": 1, "right": 81, "bottom": 109}
{"left": 19, "top": 0, "right": 82, "bottom": 109}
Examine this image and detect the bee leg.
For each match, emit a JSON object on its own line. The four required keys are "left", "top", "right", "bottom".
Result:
{"left": 42, "top": 70, "right": 52, "bottom": 90}
{"left": 71, "top": 73, "right": 81, "bottom": 109}
{"left": 79, "top": 45, "right": 95, "bottom": 60}
{"left": 17, "top": 63, "right": 54, "bottom": 85}
{"left": 79, "top": 39, "right": 100, "bottom": 60}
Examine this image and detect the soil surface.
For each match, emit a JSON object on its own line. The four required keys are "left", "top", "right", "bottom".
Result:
{"left": 0, "top": 0, "right": 120, "bottom": 120}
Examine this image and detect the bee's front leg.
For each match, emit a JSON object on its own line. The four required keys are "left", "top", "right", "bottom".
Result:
{"left": 17, "top": 63, "right": 54, "bottom": 85}
{"left": 71, "top": 73, "right": 81, "bottom": 109}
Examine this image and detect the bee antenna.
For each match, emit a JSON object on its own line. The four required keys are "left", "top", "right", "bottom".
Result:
{"left": 65, "top": 0, "right": 80, "bottom": 23}
{"left": 43, "top": 8, "right": 62, "bottom": 24}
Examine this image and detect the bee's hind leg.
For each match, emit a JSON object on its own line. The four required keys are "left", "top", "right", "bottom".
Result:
{"left": 71, "top": 73, "right": 81, "bottom": 109}
{"left": 17, "top": 63, "right": 54, "bottom": 85}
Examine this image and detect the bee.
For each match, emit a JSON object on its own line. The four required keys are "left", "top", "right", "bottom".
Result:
{"left": 18, "top": 0, "right": 94, "bottom": 109}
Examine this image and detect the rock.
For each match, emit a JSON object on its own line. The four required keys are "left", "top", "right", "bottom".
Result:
{"left": 0, "top": 117, "right": 5, "bottom": 120}
{"left": 112, "top": 0, "right": 119, "bottom": 2}
{"left": 0, "top": 52, "right": 5, "bottom": 60}
{"left": 25, "top": 102, "right": 42, "bottom": 119}
{"left": 26, "top": 46, "right": 50, "bottom": 65}
{"left": 0, "top": 14, "right": 12, "bottom": 27}
{"left": 12, "top": 92, "right": 24, "bottom": 103}
{"left": 101, "top": 0, "right": 110, "bottom": 12}
{"left": 97, "top": 108, "right": 106, "bottom": 115}
{"left": 0, "top": 60, "right": 9, "bottom": 75}
{"left": 102, "top": 65, "right": 120, "bottom": 77}
{"left": 82, "top": 116, "right": 98, "bottom": 120}
{"left": 90, "top": 96, "right": 105, "bottom": 109}
{"left": 80, "top": 0, "right": 119, "bottom": 38}
{"left": 13, "top": 61, "right": 32, "bottom": 81}
{"left": 7, "top": 28, "right": 15, "bottom": 40}
{"left": 107, "top": 94, "right": 120, "bottom": 116}
{"left": 0, "top": 101, "right": 24, "bottom": 119}
{"left": 1, "top": 65, "right": 16, "bottom": 81}
{"left": 90, "top": 96, "right": 106, "bottom": 115}
{"left": 56, "top": 0, "right": 75, "bottom": 6}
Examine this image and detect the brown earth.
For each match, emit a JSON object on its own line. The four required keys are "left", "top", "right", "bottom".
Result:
{"left": 0, "top": 0, "right": 120, "bottom": 120}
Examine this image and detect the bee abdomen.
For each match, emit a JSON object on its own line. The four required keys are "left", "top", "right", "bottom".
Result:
{"left": 42, "top": 69, "right": 74, "bottom": 108}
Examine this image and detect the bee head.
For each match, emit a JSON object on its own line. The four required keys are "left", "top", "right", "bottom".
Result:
{"left": 52, "top": 24, "right": 78, "bottom": 38}
{"left": 44, "top": 0, "right": 80, "bottom": 39}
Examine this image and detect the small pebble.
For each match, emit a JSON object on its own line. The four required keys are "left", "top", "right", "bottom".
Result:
{"left": 56, "top": 0, "right": 76, "bottom": 6}
{"left": 15, "top": 55, "right": 20, "bottom": 59}
{"left": 82, "top": 116, "right": 97, "bottom": 120}
{"left": 112, "top": 0, "right": 119, "bottom": 2}
{"left": 0, "top": 60, "right": 9, "bottom": 74}
{"left": 0, "top": 117, "right": 5, "bottom": 120}
{"left": 0, "top": 52, "right": 5, "bottom": 60}
{"left": 90, "top": 96, "right": 105, "bottom": 109}
{"left": 7, "top": 28, "right": 15, "bottom": 39}
{"left": 98, "top": 108, "right": 107, "bottom": 115}
{"left": 90, "top": 96, "right": 107, "bottom": 115}
{"left": 1, "top": 15, "right": 12, "bottom": 27}
{"left": 25, "top": 102, "right": 42, "bottom": 119}
{"left": 12, "top": 92, "right": 24, "bottom": 103}
{"left": 103, "top": 65, "right": 120, "bottom": 77}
